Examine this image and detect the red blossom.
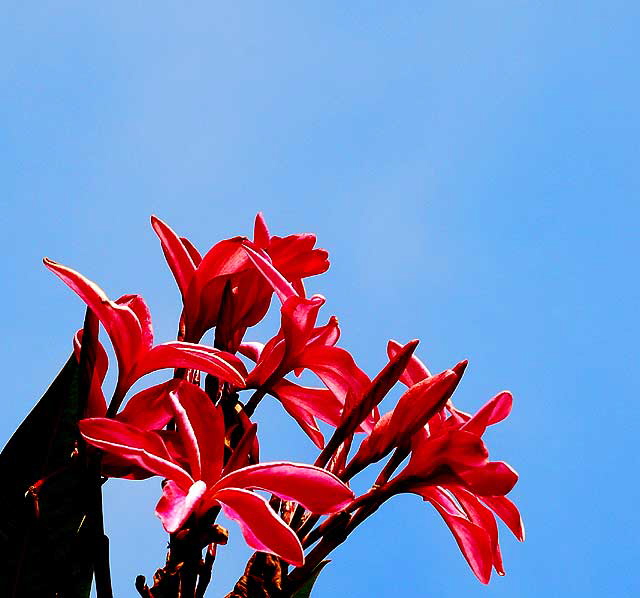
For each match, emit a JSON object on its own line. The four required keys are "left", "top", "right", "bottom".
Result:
{"left": 79, "top": 383, "right": 354, "bottom": 566}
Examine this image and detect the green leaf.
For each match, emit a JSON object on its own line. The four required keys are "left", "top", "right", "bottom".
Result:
{"left": 0, "top": 355, "right": 96, "bottom": 597}
{"left": 291, "top": 560, "right": 331, "bottom": 598}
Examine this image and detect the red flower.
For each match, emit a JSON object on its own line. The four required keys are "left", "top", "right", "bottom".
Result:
{"left": 151, "top": 213, "right": 329, "bottom": 347}
{"left": 79, "top": 383, "right": 354, "bottom": 566}
{"left": 45, "top": 259, "right": 246, "bottom": 411}
{"left": 385, "top": 390, "right": 523, "bottom": 583}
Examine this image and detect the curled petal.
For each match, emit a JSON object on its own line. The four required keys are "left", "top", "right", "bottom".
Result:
{"left": 461, "top": 392, "right": 513, "bottom": 437}
{"left": 134, "top": 342, "right": 246, "bottom": 388}
{"left": 79, "top": 418, "right": 193, "bottom": 489}
{"left": 44, "top": 259, "right": 146, "bottom": 390}
{"left": 168, "top": 383, "right": 225, "bottom": 484}
{"left": 156, "top": 480, "right": 207, "bottom": 533}
{"left": 241, "top": 242, "right": 297, "bottom": 303}
{"left": 214, "top": 488, "right": 304, "bottom": 566}
{"left": 151, "top": 215, "right": 198, "bottom": 300}
{"left": 480, "top": 495, "right": 525, "bottom": 542}
{"left": 116, "top": 380, "right": 177, "bottom": 430}
{"left": 455, "top": 461, "right": 519, "bottom": 496}
{"left": 214, "top": 462, "right": 354, "bottom": 513}
{"left": 417, "top": 487, "right": 493, "bottom": 584}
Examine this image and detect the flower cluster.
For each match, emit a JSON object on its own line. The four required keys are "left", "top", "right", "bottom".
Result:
{"left": 46, "top": 214, "right": 523, "bottom": 595}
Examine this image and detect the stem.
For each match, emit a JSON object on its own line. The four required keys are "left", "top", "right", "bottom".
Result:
{"left": 243, "top": 387, "right": 267, "bottom": 417}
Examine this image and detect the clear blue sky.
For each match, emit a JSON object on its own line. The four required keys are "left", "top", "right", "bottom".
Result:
{"left": 2, "top": 3, "right": 638, "bottom": 596}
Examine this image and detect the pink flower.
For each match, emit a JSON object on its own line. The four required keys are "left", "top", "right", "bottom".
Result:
{"left": 385, "top": 390, "right": 523, "bottom": 583}
{"left": 45, "top": 259, "right": 246, "bottom": 411}
{"left": 79, "top": 383, "right": 354, "bottom": 566}
{"left": 151, "top": 214, "right": 329, "bottom": 347}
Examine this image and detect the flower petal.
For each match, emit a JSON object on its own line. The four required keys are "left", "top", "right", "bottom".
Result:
{"left": 156, "top": 480, "right": 207, "bottom": 533}
{"left": 79, "top": 418, "right": 193, "bottom": 488}
{"left": 134, "top": 342, "right": 246, "bottom": 388}
{"left": 241, "top": 242, "right": 297, "bottom": 303}
{"left": 151, "top": 215, "right": 198, "bottom": 300}
{"left": 461, "top": 392, "right": 513, "bottom": 437}
{"left": 455, "top": 461, "right": 519, "bottom": 496}
{"left": 168, "top": 383, "right": 225, "bottom": 484}
{"left": 387, "top": 339, "right": 431, "bottom": 386}
{"left": 214, "top": 462, "right": 354, "bottom": 513}
{"left": 116, "top": 380, "right": 177, "bottom": 430}
{"left": 480, "top": 495, "right": 525, "bottom": 541}
{"left": 215, "top": 487, "right": 304, "bottom": 566}
{"left": 417, "top": 486, "right": 493, "bottom": 584}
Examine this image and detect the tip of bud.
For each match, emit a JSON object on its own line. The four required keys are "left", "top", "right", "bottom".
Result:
{"left": 452, "top": 359, "right": 468, "bottom": 377}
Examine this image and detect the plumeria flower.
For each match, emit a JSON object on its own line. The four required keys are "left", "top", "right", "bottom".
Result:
{"left": 45, "top": 259, "right": 246, "bottom": 412}
{"left": 79, "top": 382, "right": 354, "bottom": 566}
{"left": 238, "top": 243, "right": 375, "bottom": 446}
{"left": 382, "top": 390, "right": 523, "bottom": 583}
{"left": 151, "top": 213, "right": 329, "bottom": 347}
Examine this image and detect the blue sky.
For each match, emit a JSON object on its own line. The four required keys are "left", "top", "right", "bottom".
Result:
{"left": 2, "top": 3, "right": 639, "bottom": 596}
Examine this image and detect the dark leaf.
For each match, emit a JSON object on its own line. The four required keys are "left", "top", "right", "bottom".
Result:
{"left": 0, "top": 313, "right": 100, "bottom": 597}
{"left": 291, "top": 560, "right": 330, "bottom": 598}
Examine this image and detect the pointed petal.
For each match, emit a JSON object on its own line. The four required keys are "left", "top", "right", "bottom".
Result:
{"left": 215, "top": 488, "right": 304, "bottom": 566}
{"left": 214, "top": 462, "right": 354, "bottom": 513}
{"left": 268, "top": 233, "right": 330, "bottom": 280}
{"left": 417, "top": 487, "right": 493, "bottom": 584}
{"left": 462, "top": 392, "right": 513, "bottom": 437}
{"left": 451, "top": 487, "right": 504, "bottom": 575}
{"left": 387, "top": 369, "right": 460, "bottom": 444}
{"left": 151, "top": 215, "right": 198, "bottom": 299}
{"left": 295, "top": 345, "right": 371, "bottom": 414}
{"left": 277, "top": 397, "right": 325, "bottom": 449}
{"left": 241, "top": 242, "right": 297, "bottom": 303}
{"left": 79, "top": 418, "right": 194, "bottom": 488}
{"left": 253, "top": 212, "right": 271, "bottom": 248}
{"left": 480, "top": 495, "right": 525, "bottom": 541}
{"left": 156, "top": 480, "right": 207, "bottom": 533}
{"left": 387, "top": 339, "right": 431, "bottom": 386}
{"left": 44, "top": 259, "right": 145, "bottom": 390}
{"left": 168, "top": 383, "right": 225, "bottom": 484}
{"left": 270, "top": 380, "right": 343, "bottom": 430}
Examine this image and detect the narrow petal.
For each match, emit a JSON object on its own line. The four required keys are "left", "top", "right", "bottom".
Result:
{"left": 156, "top": 480, "right": 207, "bottom": 533}
{"left": 241, "top": 242, "right": 297, "bottom": 303}
{"left": 387, "top": 339, "right": 431, "bottom": 386}
{"left": 214, "top": 462, "right": 354, "bottom": 513}
{"left": 461, "top": 392, "right": 513, "bottom": 437}
{"left": 79, "top": 418, "right": 193, "bottom": 488}
{"left": 134, "top": 342, "right": 246, "bottom": 388}
{"left": 417, "top": 487, "right": 493, "bottom": 584}
{"left": 480, "top": 495, "right": 525, "bottom": 541}
{"left": 168, "top": 383, "right": 225, "bottom": 484}
{"left": 270, "top": 380, "right": 343, "bottom": 430}
{"left": 451, "top": 487, "right": 504, "bottom": 575}
{"left": 215, "top": 488, "right": 304, "bottom": 566}
{"left": 44, "top": 259, "right": 145, "bottom": 388}
{"left": 151, "top": 215, "right": 198, "bottom": 299}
